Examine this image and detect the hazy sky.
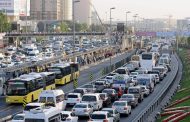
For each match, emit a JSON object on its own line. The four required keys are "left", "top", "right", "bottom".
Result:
{"left": 92, "top": 0, "right": 190, "bottom": 21}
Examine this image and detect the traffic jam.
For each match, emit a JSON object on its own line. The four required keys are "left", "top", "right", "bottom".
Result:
{"left": 10, "top": 40, "right": 172, "bottom": 122}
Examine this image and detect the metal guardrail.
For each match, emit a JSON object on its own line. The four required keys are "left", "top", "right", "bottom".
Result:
{"left": 1, "top": 45, "right": 112, "bottom": 72}
{"left": 5, "top": 32, "right": 106, "bottom": 37}
{"left": 132, "top": 54, "right": 179, "bottom": 122}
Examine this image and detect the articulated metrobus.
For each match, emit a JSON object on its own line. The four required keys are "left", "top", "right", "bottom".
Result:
{"left": 48, "top": 62, "right": 79, "bottom": 85}
{"left": 6, "top": 72, "right": 56, "bottom": 104}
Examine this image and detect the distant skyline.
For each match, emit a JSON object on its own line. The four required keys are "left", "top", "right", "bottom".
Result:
{"left": 92, "top": 0, "right": 190, "bottom": 21}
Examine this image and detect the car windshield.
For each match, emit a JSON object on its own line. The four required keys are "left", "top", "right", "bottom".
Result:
{"left": 131, "top": 72, "right": 138, "bottom": 75}
{"left": 24, "top": 105, "right": 40, "bottom": 111}
{"left": 113, "top": 102, "right": 126, "bottom": 106}
{"left": 138, "top": 78, "right": 149, "bottom": 85}
{"left": 91, "top": 114, "right": 106, "bottom": 119}
{"left": 82, "top": 96, "right": 96, "bottom": 101}
{"left": 67, "top": 94, "right": 78, "bottom": 98}
{"left": 128, "top": 88, "right": 139, "bottom": 93}
{"left": 106, "top": 77, "right": 112, "bottom": 79}
{"left": 25, "top": 119, "right": 45, "bottom": 122}
{"left": 74, "top": 104, "right": 87, "bottom": 108}
{"left": 13, "top": 115, "right": 24, "bottom": 120}
{"left": 142, "top": 54, "right": 152, "bottom": 60}
{"left": 122, "top": 95, "right": 133, "bottom": 98}
{"left": 102, "top": 90, "right": 113, "bottom": 94}
{"left": 95, "top": 82, "right": 104, "bottom": 85}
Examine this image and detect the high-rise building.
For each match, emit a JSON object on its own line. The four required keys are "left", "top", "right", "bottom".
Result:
{"left": 62, "top": 0, "right": 72, "bottom": 21}
{"left": 0, "top": 0, "right": 30, "bottom": 22}
{"left": 30, "top": 0, "right": 62, "bottom": 20}
{"left": 74, "top": 0, "right": 92, "bottom": 25}
{"left": 177, "top": 18, "right": 190, "bottom": 31}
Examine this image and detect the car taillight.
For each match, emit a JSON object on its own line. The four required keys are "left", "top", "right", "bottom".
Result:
{"left": 112, "top": 93, "right": 115, "bottom": 96}
{"left": 76, "top": 98, "right": 80, "bottom": 101}
{"left": 103, "top": 119, "right": 109, "bottom": 122}
{"left": 124, "top": 106, "right": 128, "bottom": 110}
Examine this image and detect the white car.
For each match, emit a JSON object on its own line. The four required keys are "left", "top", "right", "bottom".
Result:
{"left": 112, "top": 101, "right": 131, "bottom": 116}
{"left": 139, "top": 85, "right": 150, "bottom": 97}
{"left": 89, "top": 111, "right": 114, "bottom": 122}
{"left": 66, "top": 93, "right": 82, "bottom": 106}
{"left": 11, "top": 113, "right": 25, "bottom": 122}
{"left": 61, "top": 111, "right": 78, "bottom": 122}
{"left": 72, "top": 103, "right": 93, "bottom": 117}
{"left": 105, "top": 76, "right": 114, "bottom": 84}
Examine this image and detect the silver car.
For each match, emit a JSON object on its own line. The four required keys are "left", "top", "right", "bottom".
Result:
{"left": 102, "top": 108, "right": 120, "bottom": 122}
{"left": 119, "top": 94, "right": 138, "bottom": 108}
{"left": 72, "top": 103, "right": 93, "bottom": 117}
{"left": 112, "top": 101, "right": 131, "bottom": 116}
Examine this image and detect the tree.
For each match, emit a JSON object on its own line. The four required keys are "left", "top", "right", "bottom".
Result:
{"left": 187, "top": 37, "right": 190, "bottom": 45}
{"left": 60, "top": 22, "right": 69, "bottom": 32}
{"left": 0, "top": 12, "right": 10, "bottom": 32}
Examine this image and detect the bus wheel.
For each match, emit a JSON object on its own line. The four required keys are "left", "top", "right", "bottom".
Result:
{"left": 31, "top": 95, "right": 34, "bottom": 102}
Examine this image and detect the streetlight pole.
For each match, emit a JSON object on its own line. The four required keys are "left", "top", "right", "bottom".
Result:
{"left": 126, "top": 11, "right": 131, "bottom": 49}
{"left": 109, "top": 7, "right": 115, "bottom": 70}
{"left": 72, "top": 0, "right": 80, "bottom": 89}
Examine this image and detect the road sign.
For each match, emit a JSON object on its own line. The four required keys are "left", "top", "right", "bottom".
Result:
{"left": 89, "top": 73, "right": 93, "bottom": 81}
{"left": 23, "top": 96, "right": 27, "bottom": 108}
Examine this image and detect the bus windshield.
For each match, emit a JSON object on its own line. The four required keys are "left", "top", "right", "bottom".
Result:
{"left": 142, "top": 54, "right": 152, "bottom": 60}
{"left": 7, "top": 81, "right": 27, "bottom": 95}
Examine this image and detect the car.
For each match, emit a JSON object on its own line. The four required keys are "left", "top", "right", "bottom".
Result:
{"left": 119, "top": 94, "right": 138, "bottom": 108}
{"left": 65, "top": 93, "right": 82, "bottom": 106}
{"left": 99, "top": 93, "right": 111, "bottom": 107}
{"left": 81, "top": 84, "right": 97, "bottom": 93}
{"left": 102, "top": 89, "right": 118, "bottom": 101}
{"left": 11, "top": 113, "right": 25, "bottom": 122}
{"left": 139, "top": 85, "right": 150, "bottom": 97}
{"left": 89, "top": 111, "right": 114, "bottom": 122}
{"left": 128, "top": 86, "right": 144, "bottom": 103}
{"left": 81, "top": 93, "right": 103, "bottom": 110}
{"left": 73, "top": 88, "right": 88, "bottom": 95}
{"left": 112, "top": 101, "right": 131, "bottom": 116}
{"left": 105, "top": 76, "right": 114, "bottom": 84}
{"left": 72, "top": 103, "right": 93, "bottom": 117}
{"left": 102, "top": 108, "right": 120, "bottom": 122}
{"left": 123, "top": 64, "right": 135, "bottom": 72}
{"left": 61, "top": 111, "right": 78, "bottom": 122}
{"left": 94, "top": 81, "right": 107, "bottom": 93}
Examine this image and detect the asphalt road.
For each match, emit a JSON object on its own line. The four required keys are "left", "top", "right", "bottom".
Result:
{"left": 0, "top": 50, "right": 135, "bottom": 119}
{"left": 77, "top": 54, "right": 178, "bottom": 122}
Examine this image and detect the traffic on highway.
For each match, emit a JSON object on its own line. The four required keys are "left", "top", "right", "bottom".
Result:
{"left": 4, "top": 38, "right": 175, "bottom": 122}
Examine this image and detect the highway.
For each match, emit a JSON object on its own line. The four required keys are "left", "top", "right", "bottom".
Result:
{"left": 75, "top": 54, "right": 179, "bottom": 122}
{"left": 0, "top": 49, "right": 135, "bottom": 120}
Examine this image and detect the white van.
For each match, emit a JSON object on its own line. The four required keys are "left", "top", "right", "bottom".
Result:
{"left": 81, "top": 93, "right": 103, "bottom": 110}
{"left": 25, "top": 106, "right": 61, "bottom": 122}
{"left": 38, "top": 90, "right": 66, "bottom": 110}
{"left": 24, "top": 103, "right": 45, "bottom": 113}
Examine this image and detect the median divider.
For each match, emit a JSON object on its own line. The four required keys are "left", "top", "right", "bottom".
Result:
{"left": 0, "top": 49, "right": 137, "bottom": 122}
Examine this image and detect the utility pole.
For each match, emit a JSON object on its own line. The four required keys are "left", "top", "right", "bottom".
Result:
{"left": 72, "top": 0, "right": 80, "bottom": 89}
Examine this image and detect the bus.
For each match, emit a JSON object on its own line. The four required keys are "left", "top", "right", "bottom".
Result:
{"left": 47, "top": 62, "right": 79, "bottom": 85}
{"left": 6, "top": 74, "right": 45, "bottom": 104}
{"left": 38, "top": 90, "right": 66, "bottom": 110}
{"left": 5, "top": 71, "right": 56, "bottom": 104}
{"left": 140, "top": 52, "right": 157, "bottom": 71}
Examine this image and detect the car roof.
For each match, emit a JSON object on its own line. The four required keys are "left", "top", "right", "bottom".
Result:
{"left": 92, "top": 111, "right": 109, "bottom": 114}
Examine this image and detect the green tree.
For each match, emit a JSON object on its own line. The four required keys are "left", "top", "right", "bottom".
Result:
{"left": 187, "top": 37, "right": 190, "bottom": 45}
{"left": 0, "top": 12, "right": 10, "bottom": 32}
{"left": 60, "top": 22, "right": 69, "bottom": 32}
